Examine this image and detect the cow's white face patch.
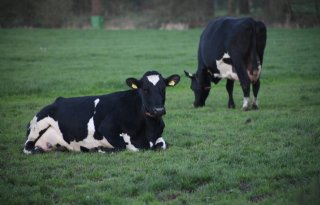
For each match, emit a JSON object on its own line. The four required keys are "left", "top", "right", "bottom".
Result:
{"left": 120, "top": 133, "right": 139, "bottom": 151}
{"left": 215, "top": 52, "right": 239, "bottom": 80}
{"left": 147, "top": 75, "right": 160, "bottom": 86}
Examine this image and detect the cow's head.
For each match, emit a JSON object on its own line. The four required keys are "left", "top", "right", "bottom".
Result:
{"left": 126, "top": 71, "right": 180, "bottom": 118}
{"left": 184, "top": 70, "right": 211, "bottom": 108}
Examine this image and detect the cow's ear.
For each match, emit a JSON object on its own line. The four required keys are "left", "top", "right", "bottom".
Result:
{"left": 166, "top": 74, "right": 180, "bottom": 87}
{"left": 184, "top": 70, "right": 194, "bottom": 79}
{"left": 126, "top": 78, "right": 140, "bottom": 89}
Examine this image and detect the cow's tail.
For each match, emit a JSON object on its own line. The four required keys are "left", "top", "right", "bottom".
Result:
{"left": 248, "top": 21, "right": 260, "bottom": 83}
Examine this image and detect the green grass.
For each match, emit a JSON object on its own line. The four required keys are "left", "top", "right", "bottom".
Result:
{"left": 0, "top": 28, "right": 319, "bottom": 205}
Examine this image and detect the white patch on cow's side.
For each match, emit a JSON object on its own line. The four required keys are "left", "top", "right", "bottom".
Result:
{"left": 87, "top": 117, "right": 95, "bottom": 139}
{"left": 149, "top": 141, "right": 154, "bottom": 148}
{"left": 69, "top": 137, "right": 114, "bottom": 152}
{"left": 155, "top": 137, "right": 166, "bottom": 149}
{"left": 147, "top": 75, "right": 160, "bottom": 86}
{"left": 243, "top": 97, "right": 250, "bottom": 109}
{"left": 69, "top": 117, "right": 114, "bottom": 151}
{"left": 120, "top": 133, "right": 139, "bottom": 152}
{"left": 94, "top": 98, "right": 100, "bottom": 108}
{"left": 215, "top": 52, "right": 239, "bottom": 80}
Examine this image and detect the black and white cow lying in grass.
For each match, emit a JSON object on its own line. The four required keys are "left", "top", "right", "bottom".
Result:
{"left": 185, "top": 17, "right": 267, "bottom": 110}
{"left": 23, "top": 71, "right": 180, "bottom": 154}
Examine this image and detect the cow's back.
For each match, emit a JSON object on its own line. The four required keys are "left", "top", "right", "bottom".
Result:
{"left": 199, "top": 17, "right": 257, "bottom": 69}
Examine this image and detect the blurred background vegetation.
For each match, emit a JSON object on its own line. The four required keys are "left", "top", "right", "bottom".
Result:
{"left": 0, "top": 0, "right": 319, "bottom": 29}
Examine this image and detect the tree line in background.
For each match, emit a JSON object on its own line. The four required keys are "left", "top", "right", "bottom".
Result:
{"left": 0, "top": 0, "right": 319, "bottom": 28}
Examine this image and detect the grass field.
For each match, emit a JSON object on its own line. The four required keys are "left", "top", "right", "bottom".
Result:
{"left": 0, "top": 28, "right": 319, "bottom": 205}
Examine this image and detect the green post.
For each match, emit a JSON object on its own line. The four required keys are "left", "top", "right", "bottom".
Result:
{"left": 91, "top": 16, "right": 104, "bottom": 29}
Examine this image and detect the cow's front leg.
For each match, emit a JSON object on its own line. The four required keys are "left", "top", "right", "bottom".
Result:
{"left": 119, "top": 133, "right": 139, "bottom": 152}
{"left": 252, "top": 78, "right": 260, "bottom": 110}
{"left": 98, "top": 117, "right": 128, "bottom": 151}
{"left": 151, "top": 119, "right": 167, "bottom": 150}
{"left": 145, "top": 118, "right": 166, "bottom": 150}
{"left": 226, "top": 79, "right": 235, "bottom": 108}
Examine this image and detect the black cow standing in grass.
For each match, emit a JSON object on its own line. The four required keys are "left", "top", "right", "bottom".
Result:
{"left": 23, "top": 71, "right": 180, "bottom": 154}
{"left": 185, "top": 17, "right": 267, "bottom": 110}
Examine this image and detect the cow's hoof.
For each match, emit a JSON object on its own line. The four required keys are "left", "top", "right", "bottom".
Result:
{"left": 32, "top": 146, "right": 45, "bottom": 154}
{"left": 242, "top": 106, "right": 250, "bottom": 111}
{"left": 252, "top": 104, "right": 259, "bottom": 110}
{"left": 228, "top": 104, "right": 235, "bottom": 109}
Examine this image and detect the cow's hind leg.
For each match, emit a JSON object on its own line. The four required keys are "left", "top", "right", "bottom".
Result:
{"left": 252, "top": 79, "right": 260, "bottom": 110}
{"left": 229, "top": 51, "right": 251, "bottom": 111}
{"left": 24, "top": 116, "right": 65, "bottom": 154}
{"left": 34, "top": 127, "right": 67, "bottom": 152}
{"left": 24, "top": 116, "right": 49, "bottom": 154}
{"left": 226, "top": 79, "right": 235, "bottom": 108}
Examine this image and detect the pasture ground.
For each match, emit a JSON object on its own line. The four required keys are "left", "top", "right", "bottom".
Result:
{"left": 0, "top": 28, "right": 319, "bottom": 204}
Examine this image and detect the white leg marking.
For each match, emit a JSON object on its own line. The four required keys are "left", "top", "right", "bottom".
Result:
{"left": 253, "top": 97, "right": 258, "bottom": 106}
{"left": 243, "top": 97, "right": 250, "bottom": 109}
{"left": 120, "top": 133, "right": 139, "bottom": 152}
{"left": 147, "top": 75, "right": 160, "bottom": 86}
{"left": 155, "top": 137, "right": 166, "bottom": 149}
{"left": 149, "top": 141, "right": 154, "bottom": 148}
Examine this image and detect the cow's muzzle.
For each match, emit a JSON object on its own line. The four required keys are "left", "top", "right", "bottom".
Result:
{"left": 145, "top": 107, "right": 166, "bottom": 118}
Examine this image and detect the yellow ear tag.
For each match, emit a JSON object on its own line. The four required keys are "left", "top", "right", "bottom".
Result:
{"left": 168, "top": 80, "right": 175, "bottom": 86}
{"left": 131, "top": 84, "right": 138, "bottom": 89}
